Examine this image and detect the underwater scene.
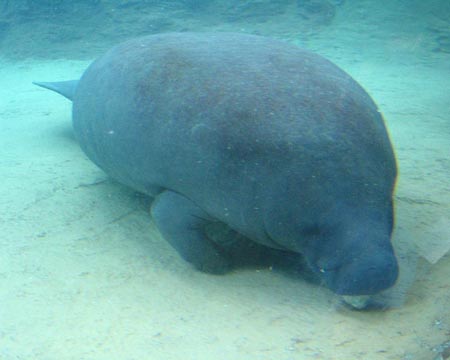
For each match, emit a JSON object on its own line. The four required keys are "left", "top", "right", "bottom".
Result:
{"left": 0, "top": 0, "right": 449, "bottom": 359}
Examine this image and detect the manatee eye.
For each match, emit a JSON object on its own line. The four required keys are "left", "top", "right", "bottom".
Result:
{"left": 301, "top": 224, "right": 322, "bottom": 237}
{"left": 316, "top": 257, "right": 342, "bottom": 272}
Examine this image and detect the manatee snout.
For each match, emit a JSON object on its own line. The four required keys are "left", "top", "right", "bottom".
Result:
{"left": 341, "top": 252, "right": 398, "bottom": 295}
{"left": 319, "top": 244, "right": 399, "bottom": 295}
{"left": 299, "top": 214, "right": 399, "bottom": 296}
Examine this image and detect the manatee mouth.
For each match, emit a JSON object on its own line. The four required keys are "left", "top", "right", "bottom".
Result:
{"left": 319, "top": 250, "right": 399, "bottom": 296}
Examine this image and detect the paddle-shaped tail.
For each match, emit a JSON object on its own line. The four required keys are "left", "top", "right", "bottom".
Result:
{"left": 33, "top": 80, "right": 79, "bottom": 101}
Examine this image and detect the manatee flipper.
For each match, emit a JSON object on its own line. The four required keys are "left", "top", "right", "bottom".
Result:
{"left": 151, "top": 190, "right": 231, "bottom": 274}
{"left": 33, "top": 80, "right": 79, "bottom": 101}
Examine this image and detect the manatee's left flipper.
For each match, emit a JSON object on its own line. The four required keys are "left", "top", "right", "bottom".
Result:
{"left": 151, "top": 190, "right": 232, "bottom": 274}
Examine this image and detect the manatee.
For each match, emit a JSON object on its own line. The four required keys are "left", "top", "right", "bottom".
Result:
{"left": 34, "top": 32, "right": 398, "bottom": 296}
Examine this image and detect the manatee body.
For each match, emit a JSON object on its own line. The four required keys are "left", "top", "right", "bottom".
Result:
{"left": 35, "top": 32, "right": 398, "bottom": 296}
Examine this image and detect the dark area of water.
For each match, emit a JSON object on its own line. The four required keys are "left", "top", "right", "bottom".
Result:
{"left": 0, "top": 0, "right": 353, "bottom": 58}
{"left": 1, "top": 0, "right": 449, "bottom": 60}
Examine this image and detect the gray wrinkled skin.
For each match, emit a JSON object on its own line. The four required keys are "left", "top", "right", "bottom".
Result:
{"left": 40, "top": 33, "right": 399, "bottom": 297}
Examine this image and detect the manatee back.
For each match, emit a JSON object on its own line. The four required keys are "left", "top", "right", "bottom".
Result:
{"left": 72, "top": 32, "right": 396, "bottom": 216}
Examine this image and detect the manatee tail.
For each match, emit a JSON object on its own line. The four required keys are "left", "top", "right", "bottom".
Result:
{"left": 33, "top": 80, "right": 79, "bottom": 101}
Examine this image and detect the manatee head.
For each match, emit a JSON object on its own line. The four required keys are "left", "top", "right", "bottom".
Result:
{"left": 309, "top": 237, "right": 398, "bottom": 296}
{"left": 299, "top": 206, "right": 399, "bottom": 296}
{"left": 265, "top": 194, "right": 399, "bottom": 296}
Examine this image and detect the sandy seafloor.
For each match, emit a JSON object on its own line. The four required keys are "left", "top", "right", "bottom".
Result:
{"left": 1, "top": 11, "right": 450, "bottom": 360}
